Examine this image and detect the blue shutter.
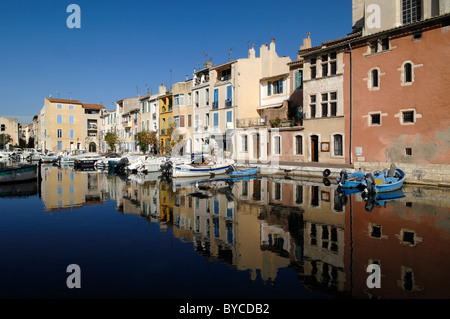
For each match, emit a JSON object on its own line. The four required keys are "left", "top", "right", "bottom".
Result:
{"left": 227, "top": 86, "right": 232, "bottom": 99}
{"left": 279, "top": 79, "right": 283, "bottom": 93}
{"left": 267, "top": 82, "right": 272, "bottom": 96}
{"left": 226, "top": 110, "right": 232, "bottom": 123}
{"left": 214, "top": 89, "right": 218, "bottom": 109}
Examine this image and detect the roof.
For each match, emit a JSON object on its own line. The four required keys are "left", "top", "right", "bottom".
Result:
{"left": 45, "top": 98, "right": 82, "bottom": 104}
{"left": 299, "top": 13, "right": 450, "bottom": 58}
{"left": 82, "top": 103, "right": 105, "bottom": 110}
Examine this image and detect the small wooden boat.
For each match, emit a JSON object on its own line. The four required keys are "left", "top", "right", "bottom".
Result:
{"left": 0, "top": 164, "right": 38, "bottom": 184}
{"left": 229, "top": 167, "right": 258, "bottom": 178}
{"left": 362, "top": 164, "right": 406, "bottom": 194}
{"left": 336, "top": 168, "right": 365, "bottom": 188}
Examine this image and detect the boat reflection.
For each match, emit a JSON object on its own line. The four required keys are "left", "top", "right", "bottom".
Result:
{"left": 37, "top": 166, "right": 450, "bottom": 299}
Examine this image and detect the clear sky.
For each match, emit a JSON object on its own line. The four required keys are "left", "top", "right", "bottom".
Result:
{"left": 0, "top": 0, "right": 352, "bottom": 124}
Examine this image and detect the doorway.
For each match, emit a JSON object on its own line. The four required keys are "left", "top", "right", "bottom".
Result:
{"left": 89, "top": 142, "right": 96, "bottom": 152}
{"left": 311, "top": 135, "right": 319, "bottom": 162}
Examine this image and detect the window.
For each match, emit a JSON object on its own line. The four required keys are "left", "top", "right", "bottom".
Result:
{"left": 295, "top": 135, "right": 303, "bottom": 155}
{"left": 404, "top": 63, "right": 413, "bottom": 83}
{"left": 180, "top": 115, "right": 185, "bottom": 128}
{"left": 274, "top": 183, "right": 281, "bottom": 201}
{"left": 273, "top": 136, "right": 281, "bottom": 155}
{"left": 402, "top": 111, "right": 415, "bottom": 123}
{"left": 57, "top": 129, "right": 62, "bottom": 138}
{"left": 174, "top": 94, "right": 185, "bottom": 107}
{"left": 310, "top": 58, "right": 316, "bottom": 79}
{"left": 321, "top": 54, "right": 328, "bottom": 77}
{"left": 187, "top": 93, "right": 192, "bottom": 105}
{"left": 57, "top": 114, "right": 62, "bottom": 124}
{"left": 213, "top": 89, "right": 219, "bottom": 109}
{"left": 205, "top": 89, "right": 209, "bottom": 105}
{"left": 406, "top": 148, "right": 412, "bottom": 156}
{"left": 330, "top": 52, "right": 337, "bottom": 75}
{"left": 69, "top": 115, "right": 74, "bottom": 124}
{"left": 213, "top": 113, "right": 219, "bottom": 127}
{"left": 381, "top": 38, "right": 390, "bottom": 51}
{"left": 371, "top": 113, "right": 381, "bottom": 125}
{"left": 57, "top": 104, "right": 62, "bottom": 109}
{"left": 370, "top": 40, "right": 378, "bottom": 53}
{"left": 310, "top": 95, "right": 316, "bottom": 118}
{"left": 188, "top": 114, "right": 192, "bottom": 127}
{"left": 372, "top": 69, "right": 379, "bottom": 88}
{"left": 320, "top": 92, "right": 338, "bottom": 117}
{"left": 226, "top": 110, "right": 233, "bottom": 128}
{"left": 242, "top": 135, "right": 248, "bottom": 152}
{"left": 69, "top": 105, "right": 74, "bottom": 110}
{"left": 330, "top": 92, "right": 337, "bottom": 116}
{"left": 174, "top": 116, "right": 180, "bottom": 128}
{"left": 294, "top": 70, "right": 303, "bottom": 90}
{"left": 402, "top": 0, "right": 422, "bottom": 24}
{"left": 334, "top": 134, "right": 343, "bottom": 156}
{"left": 57, "top": 141, "right": 63, "bottom": 151}
{"left": 226, "top": 86, "right": 232, "bottom": 107}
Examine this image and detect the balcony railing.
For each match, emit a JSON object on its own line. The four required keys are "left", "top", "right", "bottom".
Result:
{"left": 225, "top": 99, "right": 232, "bottom": 107}
{"left": 212, "top": 101, "right": 218, "bottom": 109}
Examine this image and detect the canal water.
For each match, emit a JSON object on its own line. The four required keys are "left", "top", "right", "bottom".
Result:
{"left": 0, "top": 164, "right": 449, "bottom": 301}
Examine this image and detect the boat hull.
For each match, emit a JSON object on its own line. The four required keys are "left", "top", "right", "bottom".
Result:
{"left": 0, "top": 164, "right": 38, "bottom": 184}
{"left": 229, "top": 167, "right": 258, "bottom": 178}
{"left": 173, "top": 163, "right": 231, "bottom": 178}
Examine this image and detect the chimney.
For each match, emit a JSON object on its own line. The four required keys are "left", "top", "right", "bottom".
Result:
{"left": 204, "top": 60, "right": 212, "bottom": 69}
{"left": 248, "top": 43, "right": 255, "bottom": 58}
{"left": 300, "top": 32, "right": 312, "bottom": 50}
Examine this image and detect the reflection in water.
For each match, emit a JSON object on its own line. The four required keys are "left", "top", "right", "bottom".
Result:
{"left": 8, "top": 166, "right": 450, "bottom": 298}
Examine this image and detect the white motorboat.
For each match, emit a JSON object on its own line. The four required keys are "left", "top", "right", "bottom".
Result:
{"left": 172, "top": 161, "right": 233, "bottom": 178}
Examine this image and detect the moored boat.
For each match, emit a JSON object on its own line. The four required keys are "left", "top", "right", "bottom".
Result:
{"left": 361, "top": 164, "right": 406, "bottom": 194}
{"left": 0, "top": 164, "right": 38, "bottom": 184}
{"left": 172, "top": 162, "right": 233, "bottom": 178}
{"left": 229, "top": 166, "right": 258, "bottom": 178}
{"left": 336, "top": 168, "right": 365, "bottom": 188}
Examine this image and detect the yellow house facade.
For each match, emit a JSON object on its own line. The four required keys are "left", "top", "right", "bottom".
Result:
{"left": 40, "top": 98, "right": 84, "bottom": 152}
{"left": 159, "top": 91, "right": 173, "bottom": 154}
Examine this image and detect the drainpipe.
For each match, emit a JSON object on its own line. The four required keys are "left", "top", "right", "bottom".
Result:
{"left": 348, "top": 42, "right": 353, "bottom": 165}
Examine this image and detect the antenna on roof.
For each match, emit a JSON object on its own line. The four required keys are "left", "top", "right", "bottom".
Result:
{"left": 170, "top": 69, "right": 172, "bottom": 89}
{"left": 229, "top": 48, "right": 233, "bottom": 61}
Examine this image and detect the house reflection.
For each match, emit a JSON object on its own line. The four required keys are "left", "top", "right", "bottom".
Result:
{"left": 37, "top": 166, "right": 450, "bottom": 298}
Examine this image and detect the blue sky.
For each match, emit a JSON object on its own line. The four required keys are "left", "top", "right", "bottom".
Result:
{"left": 0, "top": 0, "right": 352, "bottom": 124}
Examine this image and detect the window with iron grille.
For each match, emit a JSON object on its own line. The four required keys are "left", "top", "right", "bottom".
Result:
{"left": 402, "top": 0, "right": 422, "bottom": 24}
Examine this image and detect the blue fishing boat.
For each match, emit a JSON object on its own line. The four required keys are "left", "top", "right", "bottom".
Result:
{"left": 229, "top": 167, "right": 258, "bottom": 178}
{"left": 362, "top": 164, "right": 406, "bottom": 194}
{"left": 336, "top": 168, "right": 365, "bottom": 188}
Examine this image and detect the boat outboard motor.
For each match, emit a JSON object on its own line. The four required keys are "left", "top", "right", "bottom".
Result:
{"left": 364, "top": 173, "right": 376, "bottom": 195}
{"left": 339, "top": 169, "right": 348, "bottom": 184}
{"left": 364, "top": 195, "right": 376, "bottom": 212}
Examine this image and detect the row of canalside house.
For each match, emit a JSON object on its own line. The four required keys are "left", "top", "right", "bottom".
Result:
{"left": 31, "top": 1, "right": 450, "bottom": 181}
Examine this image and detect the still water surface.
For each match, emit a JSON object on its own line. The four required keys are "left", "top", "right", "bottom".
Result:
{"left": 0, "top": 165, "right": 449, "bottom": 299}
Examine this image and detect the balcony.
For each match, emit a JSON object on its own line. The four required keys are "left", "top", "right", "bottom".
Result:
{"left": 87, "top": 123, "right": 97, "bottom": 130}
{"left": 212, "top": 101, "right": 218, "bottom": 109}
{"left": 225, "top": 99, "right": 232, "bottom": 107}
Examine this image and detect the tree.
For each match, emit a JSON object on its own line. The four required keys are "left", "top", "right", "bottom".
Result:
{"left": 137, "top": 130, "right": 158, "bottom": 154}
{"left": 105, "top": 131, "right": 119, "bottom": 152}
